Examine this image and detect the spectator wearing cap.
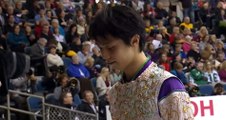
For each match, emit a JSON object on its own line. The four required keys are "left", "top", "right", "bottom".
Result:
{"left": 67, "top": 54, "right": 90, "bottom": 79}
{"left": 66, "top": 50, "right": 77, "bottom": 58}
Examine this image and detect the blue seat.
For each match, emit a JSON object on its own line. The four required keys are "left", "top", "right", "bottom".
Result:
{"left": 198, "top": 85, "right": 214, "bottom": 96}
{"left": 90, "top": 77, "right": 97, "bottom": 89}
{"left": 73, "top": 94, "right": 81, "bottom": 107}
{"left": 27, "top": 96, "right": 42, "bottom": 120}
{"left": 223, "top": 84, "right": 226, "bottom": 91}
{"left": 35, "top": 80, "right": 45, "bottom": 92}
{"left": 62, "top": 57, "right": 72, "bottom": 69}
{"left": 27, "top": 96, "right": 42, "bottom": 112}
{"left": 45, "top": 93, "right": 57, "bottom": 104}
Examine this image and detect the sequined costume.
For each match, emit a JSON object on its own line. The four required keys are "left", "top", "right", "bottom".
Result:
{"left": 108, "top": 60, "right": 194, "bottom": 120}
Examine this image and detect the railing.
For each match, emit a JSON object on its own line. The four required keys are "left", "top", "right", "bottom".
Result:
{"left": 0, "top": 90, "right": 45, "bottom": 120}
{"left": 0, "top": 90, "right": 98, "bottom": 120}
{"left": 45, "top": 103, "right": 97, "bottom": 120}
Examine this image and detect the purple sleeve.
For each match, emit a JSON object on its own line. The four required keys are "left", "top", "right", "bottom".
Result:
{"left": 158, "top": 77, "right": 186, "bottom": 101}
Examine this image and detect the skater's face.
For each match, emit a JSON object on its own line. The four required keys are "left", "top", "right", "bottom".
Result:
{"left": 96, "top": 35, "right": 138, "bottom": 71}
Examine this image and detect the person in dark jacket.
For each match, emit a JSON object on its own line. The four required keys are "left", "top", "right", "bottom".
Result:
{"left": 59, "top": 90, "right": 76, "bottom": 109}
{"left": 77, "top": 90, "right": 97, "bottom": 115}
{"left": 180, "top": 0, "right": 194, "bottom": 23}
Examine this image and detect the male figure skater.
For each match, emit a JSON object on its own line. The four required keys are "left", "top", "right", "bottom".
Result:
{"left": 89, "top": 6, "right": 194, "bottom": 120}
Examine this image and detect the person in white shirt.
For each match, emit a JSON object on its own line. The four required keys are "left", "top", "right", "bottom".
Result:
{"left": 46, "top": 44, "right": 64, "bottom": 68}
{"left": 204, "top": 61, "right": 221, "bottom": 84}
{"left": 96, "top": 67, "right": 111, "bottom": 97}
{"left": 53, "top": 27, "right": 65, "bottom": 43}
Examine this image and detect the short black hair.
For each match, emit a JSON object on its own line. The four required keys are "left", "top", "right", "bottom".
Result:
{"left": 89, "top": 6, "right": 145, "bottom": 52}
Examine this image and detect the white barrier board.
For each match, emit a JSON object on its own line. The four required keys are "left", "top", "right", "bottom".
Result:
{"left": 106, "top": 96, "right": 226, "bottom": 120}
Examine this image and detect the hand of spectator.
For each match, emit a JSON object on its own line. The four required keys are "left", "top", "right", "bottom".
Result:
{"left": 61, "top": 22, "right": 67, "bottom": 26}
{"left": 29, "top": 74, "right": 37, "bottom": 81}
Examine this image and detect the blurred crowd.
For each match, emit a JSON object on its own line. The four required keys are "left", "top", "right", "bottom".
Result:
{"left": 0, "top": 0, "right": 226, "bottom": 120}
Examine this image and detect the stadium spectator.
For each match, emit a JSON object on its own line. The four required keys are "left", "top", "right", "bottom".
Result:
{"left": 59, "top": 90, "right": 76, "bottom": 109}
{"left": 7, "top": 24, "right": 28, "bottom": 52}
{"left": 212, "top": 83, "right": 226, "bottom": 95}
{"left": 84, "top": 56, "right": 98, "bottom": 78}
{"left": 219, "top": 61, "right": 226, "bottom": 82}
{"left": 190, "top": 61, "right": 207, "bottom": 85}
{"left": 46, "top": 44, "right": 64, "bottom": 70}
{"left": 96, "top": 67, "right": 111, "bottom": 97}
{"left": 171, "top": 62, "right": 190, "bottom": 86}
{"left": 67, "top": 54, "right": 90, "bottom": 79}
{"left": 203, "top": 61, "right": 221, "bottom": 84}
{"left": 77, "top": 90, "right": 97, "bottom": 114}
{"left": 77, "top": 41, "right": 93, "bottom": 64}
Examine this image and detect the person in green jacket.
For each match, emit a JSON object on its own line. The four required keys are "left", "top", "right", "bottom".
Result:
{"left": 190, "top": 62, "right": 208, "bottom": 85}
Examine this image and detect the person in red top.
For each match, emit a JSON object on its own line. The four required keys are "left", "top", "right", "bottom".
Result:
{"left": 158, "top": 52, "right": 171, "bottom": 71}
{"left": 169, "top": 26, "right": 180, "bottom": 45}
